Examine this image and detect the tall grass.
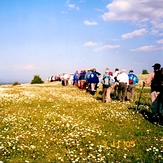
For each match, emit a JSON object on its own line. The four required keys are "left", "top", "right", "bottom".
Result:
{"left": 0, "top": 77, "right": 163, "bottom": 163}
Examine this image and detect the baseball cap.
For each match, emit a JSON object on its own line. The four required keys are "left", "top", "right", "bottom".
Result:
{"left": 152, "top": 63, "right": 161, "bottom": 69}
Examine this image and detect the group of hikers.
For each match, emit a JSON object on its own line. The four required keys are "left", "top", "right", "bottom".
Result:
{"left": 60, "top": 68, "right": 139, "bottom": 103}
{"left": 48, "top": 63, "right": 163, "bottom": 125}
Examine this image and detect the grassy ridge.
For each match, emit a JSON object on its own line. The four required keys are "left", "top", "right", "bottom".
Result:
{"left": 0, "top": 78, "right": 163, "bottom": 163}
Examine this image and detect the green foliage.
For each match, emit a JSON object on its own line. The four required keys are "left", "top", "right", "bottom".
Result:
{"left": 12, "top": 81, "right": 21, "bottom": 86}
{"left": 142, "top": 69, "right": 149, "bottom": 74}
{"left": 31, "top": 75, "right": 44, "bottom": 84}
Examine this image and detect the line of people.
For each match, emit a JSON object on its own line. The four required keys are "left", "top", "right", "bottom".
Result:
{"left": 71, "top": 67, "right": 139, "bottom": 102}
{"left": 101, "top": 68, "right": 139, "bottom": 103}
{"left": 49, "top": 63, "right": 163, "bottom": 125}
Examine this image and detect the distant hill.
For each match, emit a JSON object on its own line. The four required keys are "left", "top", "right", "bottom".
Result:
{"left": 0, "top": 82, "right": 13, "bottom": 85}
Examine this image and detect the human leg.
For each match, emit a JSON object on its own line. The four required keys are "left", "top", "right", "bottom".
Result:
{"left": 121, "top": 83, "right": 127, "bottom": 102}
{"left": 118, "top": 83, "right": 122, "bottom": 101}
{"left": 102, "top": 87, "right": 107, "bottom": 102}
{"left": 151, "top": 91, "right": 160, "bottom": 116}
{"left": 91, "top": 83, "right": 96, "bottom": 91}
{"left": 106, "top": 87, "right": 111, "bottom": 103}
{"left": 131, "top": 85, "right": 136, "bottom": 100}
{"left": 127, "top": 85, "right": 132, "bottom": 100}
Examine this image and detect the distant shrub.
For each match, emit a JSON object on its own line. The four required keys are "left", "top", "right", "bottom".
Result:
{"left": 31, "top": 75, "right": 44, "bottom": 84}
{"left": 142, "top": 69, "right": 149, "bottom": 74}
{"left": 12, "top": 81, "right": 21, "bottom": 86}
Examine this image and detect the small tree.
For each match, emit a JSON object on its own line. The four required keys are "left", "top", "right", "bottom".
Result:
{"left": 12, "top": 81, "right": 21, "bottom": 86}
{"left": 31, "top": 75, "right": 44, "bottom": 84}
{"left": 142, "top": 69, "right": 149, "bottom": 74}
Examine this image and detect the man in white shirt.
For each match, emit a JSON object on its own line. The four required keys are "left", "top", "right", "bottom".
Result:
{"left": 117, "top": 69, "right": 129, "bottom": 102}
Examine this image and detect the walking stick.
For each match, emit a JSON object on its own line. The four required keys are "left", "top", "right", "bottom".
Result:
{"left": 135, "top": 84, "right": 145, "bottom": 112}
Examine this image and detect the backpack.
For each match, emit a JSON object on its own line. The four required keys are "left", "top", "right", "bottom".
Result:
{"left": 74, "top": 73, "right": 79, "bottom": 80}
{"left": 151, "top": 68, "right": 163, "bottom": 92}
{"left": 102, "top": 74, "right": 110, "bottom": 88}
{"left": 128, "top": 74, "right": 135, "bottom": 84}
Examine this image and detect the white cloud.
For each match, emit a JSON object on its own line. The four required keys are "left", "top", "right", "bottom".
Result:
{"left": 102, "top": 0, "right": 163, "bottom": 29}
{"left": 157, "top": 39, "right": 163, "bottom": 44}
{"left": 159, "top": 33, "right": 163, "bottom": 36}
{"left": 67, "top": 3, "right": 80, "bottom": 10}
{"left": 17, "top": 65, "right": 37, "bottom": 70}
{"left": 83, "top": 41, "right": 97, "bottom": 46}
{"left": 130, "top": 45, "right": 158, "bottom": 51}
{"left": 95, "top": 8, "right": 104, "bottom": 12}
{"left": 83, "top": 20, "right": 98, "bottom": 25}
{"left": 61, "top": 11, "right": 67, "bottom": 14}
{"left": 102, "top": 44, "right": 120, "bottom": 49}
{"left": 150, "top": 29, "right": 159, "bottom": 35}
{"left": 68, "top": 4, "right": 75, "bottom": 8}
{"left": 121, "top": 28, "right": 147, "bottom": 40}
{"left": 150, "top": 20, "right": 163, "bottom": 29}
{"left": 94, "top": 44, "right": 120, "bottom": 51}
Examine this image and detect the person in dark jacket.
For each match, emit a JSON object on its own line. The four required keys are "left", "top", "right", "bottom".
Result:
{"left": 73, "top": 70, "right": 79, "bottom": 87}
{"left": 143, "top": 63, "right": 163, "bottom": 124}
{"left": 79, "top": 70, "right": 86, "bottom": 89}
{"left": 89, "top": 68, "right": 101, "bottom": 92}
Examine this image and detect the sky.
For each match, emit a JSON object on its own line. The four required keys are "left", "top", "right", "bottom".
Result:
{"left": 0, "top": 0, "right": 163, "bottom": 83}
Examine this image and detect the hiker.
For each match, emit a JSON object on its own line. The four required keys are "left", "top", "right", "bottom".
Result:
{"left": 89, "top": 68, "right": 101, "bottom": 92}
{"left": 73, "top": 70, "right": 79, "bottom": 87}
{"left": 62, "top": 72, "right": 69, "bottom": 86}
{"left": 109, "top": 71, "right": 115, "bottom": 85}
{"left": 117, "top": 69, "right": 129, "bottom": 102}
{"left": 102, "top": 69, "right": 111, "bottom": 103}
{"left": 112, "top": 68, "right": 120, "bottom": 99}
{"left": 143, "top": 63, "right": 163, "bottom": 122}
{"left": 85, "top": 69, "right": 91, "bottom": 90}
{"left": 79, "top": 70, "right": 86, "bottom": 89}
{"left": 69, "top": 73, "right": 74, "bottom": 85}
{"left": 126, "top": 70, "right": 139, "bottom": 101}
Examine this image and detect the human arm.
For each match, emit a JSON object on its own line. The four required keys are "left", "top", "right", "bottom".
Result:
{"left": 143, "top": 72, "right": 154, "bottom": 85}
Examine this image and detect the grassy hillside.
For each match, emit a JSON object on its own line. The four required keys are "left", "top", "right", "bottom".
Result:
{"left": 0, "top": 76, "right": 163, "bottom": 163}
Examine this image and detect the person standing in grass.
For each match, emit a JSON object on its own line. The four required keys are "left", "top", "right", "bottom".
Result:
{"left": 112, "top": 68, "right": 120, "bottom": 99}
{"left": 79, "top": 70, "right": 86, "bottom": 89}
{"left": 101, "top": 69, "right": 111, "bottom": 103}
{"left": 126, "top": 70, "right": 139, "bottom": 101}
{"left": 73, "top": 70, "right": 79, "bottom": 87}
{"left": 85, "top": 69, "right": 91, "bottom": 90}
{"left": 89, "top": 68, "right": 101, "bottom": 93}
{"left": 117, "top": 69, "right": 129, "bottom": 102}
{"left": 143, "top": 63, "right": 163, "bottom": 123}
{"left": 62, "top": 72, "right": 69, "bottom": 86}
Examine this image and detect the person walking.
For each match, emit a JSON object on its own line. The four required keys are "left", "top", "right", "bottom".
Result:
{"left": 117, "top": 69, "right": 129, "bottom": 102}
{"left": 89, "top": 68, "right": 101, "bottom": 93}
{"left": 73, "top": 70, "right": 79, "bottom": 87}
{"left": 143, "top": 63, "right": 163, "bottom": 123}
{"left": 102, "top": 69, "right": 111, "bottom": 103}
{"left": 112, "top": 68, "right": 120, "bottom": 99}
{"left": 79, "top": 70, "right": 86, "bottom": 89}
{"left": 62, "top": 72, "right": 69, "bottom": 86}
{"left": 85, "top": 69, "right": 91, "bottom": 90}
{"left": 126, "top": 70, "right": 139, "bottom": 101}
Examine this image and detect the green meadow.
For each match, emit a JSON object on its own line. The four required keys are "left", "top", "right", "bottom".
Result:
{"left": 0, "top": 75, "right": 163, "bottom": 163}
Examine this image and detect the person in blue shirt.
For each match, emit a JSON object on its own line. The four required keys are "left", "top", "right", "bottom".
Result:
{"left": 73, "top": 70, "right": 79, "bottom": 87}
{"left": 89, "top": 68, "right": 101, "bottom": 92}
{"left": 126, "top": 70, "right": 139, "bottom": 101}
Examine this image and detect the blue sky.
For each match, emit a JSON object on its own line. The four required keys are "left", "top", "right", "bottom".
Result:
{"left": 0, "top": 0, "right": 163, "bottom": 83}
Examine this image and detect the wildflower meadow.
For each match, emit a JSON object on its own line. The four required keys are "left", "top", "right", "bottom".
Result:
{"left": 0, "top": 75, "right": 163, "bottom": 163}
